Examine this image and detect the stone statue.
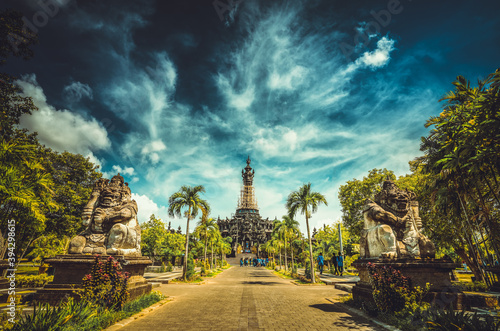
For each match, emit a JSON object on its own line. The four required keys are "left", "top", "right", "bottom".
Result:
{"left": 360, "top": 180, "right": 435, "bottom": 259}
{"left": 68, "top": 173, "right": 142, "bottom": 256}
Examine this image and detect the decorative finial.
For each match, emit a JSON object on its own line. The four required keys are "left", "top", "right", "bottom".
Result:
{"left": 246, "top": 155, "right": 251, "bottom": 165}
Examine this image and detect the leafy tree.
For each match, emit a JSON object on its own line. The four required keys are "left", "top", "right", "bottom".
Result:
{"left": 141, "top": 215, "right": 168, "bottom": 264}
{"left": 417, "top": 69, "right": 500, "bottom": 282}
{"left": 168, "top": 185, "right": 210, "bottom": 281}
{"left": 195, "top": 214, "right": 218, "bottom": 268}
{"left": 286, "top": 183, "right": 328, "bottom": 283}
{"left": 338, "top": 168, "right": 395, "bottom": 240}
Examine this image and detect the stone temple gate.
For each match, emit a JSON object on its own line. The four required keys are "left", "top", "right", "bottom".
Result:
{"left": 217, "top": 157, "right": 274, "bottom": 257}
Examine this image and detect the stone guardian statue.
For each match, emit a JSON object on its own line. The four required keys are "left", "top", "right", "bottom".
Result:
{"left": 68, "top": 173, "right": 142, "bottom": 256}
{"left": 360, "top": 180, "right": 435, "bottom": 259}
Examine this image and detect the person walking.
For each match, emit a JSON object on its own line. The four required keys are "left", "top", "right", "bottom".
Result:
{"left": 317, "top": 252, "right": 325, "bottom": 275}
{"left": 337, "top": 252, "right": 344, "bottom": 276}
{"left": 331, "top": 252, "right": 338, "bottom": 275}
{"left": 240, "top": 258, "right": 243, "bottom": 267}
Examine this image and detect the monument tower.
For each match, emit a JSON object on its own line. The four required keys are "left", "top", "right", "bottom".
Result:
{"left": 218, "top": 157, "right": 274, "bottom": 257}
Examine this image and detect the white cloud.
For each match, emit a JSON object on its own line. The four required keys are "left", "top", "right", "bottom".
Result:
{"left": 63, "top": 81, "right": 93, "bottom": 102}
{"left": 17, "top": 75, "right": 111, "bottom": 163}
{"left": 131, "top": 193, "right": 168, "bottom": 224}
{"left": 355, "top": 36, "right": 396, "bottom": 69}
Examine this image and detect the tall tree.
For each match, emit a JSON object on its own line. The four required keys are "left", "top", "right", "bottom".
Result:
{"left": 195, "top": 213, "right": 218, "bottom": 268}
{"left": 338, "top": 168, "right": 395, "bottom": 240}
{"left": 286, "top": 183, "right": 328, "bottom": 283}
{"left": 168, "top": 185, "right": 210, "bottom": 281}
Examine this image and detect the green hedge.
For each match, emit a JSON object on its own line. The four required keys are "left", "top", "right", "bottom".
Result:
{"left": 15, "top": 274, "right": 54, "bottom": 288}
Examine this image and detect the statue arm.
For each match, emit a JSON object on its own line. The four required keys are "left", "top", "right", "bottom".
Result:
{"left": 82, "top": 188, "right": 101, "bottom": 226}
{"left": 367, "top": 204, "right": 405, "bottom": 228}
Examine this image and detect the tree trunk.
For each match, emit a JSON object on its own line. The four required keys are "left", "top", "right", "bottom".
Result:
{"left": 204, "top": 230, "right": 208, "bottom": 268}
{"left": 455, "top": 247, "right": 484, "bottom": 282}
{"left": 290, "top": 239, "right": 295, "bottom": 274}
{"left": 211, "top": 240, "right": 214, "bottom": 268}
{"left": 306, "top": 213, "right": 315, "bottom": 283}
{"left": 279, "top": 246, "right": 282, "bottom": 270}
{"left": 284, "top": 234, "right": 288, "bottom": 272}
{"left": 183, "top": 207, "right": 191, "bottom": 281}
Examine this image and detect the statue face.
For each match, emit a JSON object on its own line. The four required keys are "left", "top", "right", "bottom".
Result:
{"left": 375, "top": 180, "right": 412, "bottom": 218}
{"left": 100, "top": 186, "right": 121, "bottom": 207}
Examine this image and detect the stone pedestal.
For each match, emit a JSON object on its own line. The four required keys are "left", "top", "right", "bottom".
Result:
{"left": 352, "top": 258, "right": 465, "bottom": 309}
{"left": 35, "top": 254, "right": 152, "bottom": 305}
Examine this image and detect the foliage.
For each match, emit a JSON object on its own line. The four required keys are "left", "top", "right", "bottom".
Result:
{"left": 185, "top": 254, "right": 195, "bottom": 280}
{"left": 168, "top": 185, "right": 210, "bottom": 281}
{"left": 368, "top": 263, "right": 417, "bottom": 313}
{"left": 166, "top": 261, "right": 173, "bottom": 272}
{"left": 15, "top": 274, "right": 53, "bottom": 288}
{"left": 425, "top": 306, "right": 500, "bottom": 331}
{"left": 78, "top": 255, "right": 129, "bottom": 311}
{"left": 10, "top": 291, "right": 165, "bottom": 331}
{"left": 286, "top": 182, "right": 328, "bottom": 284}
{"left": 338, "top": 168, "right": 396, "bottom": 240}
{"left": 26, "top": 235, "right": 69, "bottom": 264}
{"left": 417, "top": 69, "right": 500, "bottom": 282}
{"left": 453, "top": 280, "right": 488, "bottom": 292}
{"left": 11, "top": 297, "right": 97, "bottom": 331}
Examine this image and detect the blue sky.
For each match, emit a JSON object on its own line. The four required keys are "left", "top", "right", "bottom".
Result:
{"left": 3, "top": 0, "right": 500, "bottom": 233}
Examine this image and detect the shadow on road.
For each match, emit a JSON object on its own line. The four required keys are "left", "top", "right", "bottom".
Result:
{"left": 241, "top": 281, "right": 282, "bottom": 286}
{"left": 310, "top": 303, "right": 381, "bottom": 330}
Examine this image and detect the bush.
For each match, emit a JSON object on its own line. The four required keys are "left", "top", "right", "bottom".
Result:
{"left": 268, "top": 261, "right": 276, "bottom": 269}
{"left": 160, "top": 262, "right": 166, "bottom": 273}
{"left": 78, "top": 255, "right": 130, "bottom": 310}
{"left": 425, "top": 305, "right": 500, "bottom": 330}
{"left": 186, "top": 254, "right": 195, "bottom": 280}
{"left": 453, "top": 280, "right": 488, "bottom": 292}
{"left": 304, "top": 259, "right": 313, "bottom": 281}
{"left": 166, "top": 262, "right": 173, "bottom": 272}
{"left": 15, "top": 274, "right": 53, "bottom": 288}
{"left": 368, "top": 263, "right": 412, "bottom": 313}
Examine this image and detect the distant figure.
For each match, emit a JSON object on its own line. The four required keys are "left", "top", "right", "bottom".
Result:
{"left": 317, "top": 253, "right": 325, "bottom": 275}
{"left": 244, "top": 258, "right": 248, "bottom": 267}
{"left": 332, "top": 252, "right": 338, "bottom": 275}
{"left": 240, "top": 258, "right": 243, "bottom": 267}
{"left": 462, "top": 261, "right": 468, "bottom": 272}
{"left": 337, "top": 252, "right": 344, "bottom": 276}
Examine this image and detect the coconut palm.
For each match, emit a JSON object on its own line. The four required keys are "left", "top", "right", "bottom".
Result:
{"left": 286, "top": 183, "right": 328, "bottom": 283}
{"left": 168, "top": 185, "right": 210, "bottom": 281}
{"left": 196, "top": 213, "right": 218, "bottom": 268}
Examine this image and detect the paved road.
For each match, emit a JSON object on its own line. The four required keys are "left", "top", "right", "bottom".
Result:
{"left": 114, "top": 266, "right": 383, "bottom": 331}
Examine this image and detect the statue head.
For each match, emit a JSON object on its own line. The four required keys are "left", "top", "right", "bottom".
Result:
{"left": 374, "top": 180, "right": 416, "bottom": 218}
{"left": 100, "top": 173, "right": 130, "bottom": 208}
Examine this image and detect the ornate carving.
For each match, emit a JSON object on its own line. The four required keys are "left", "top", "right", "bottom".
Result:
{"left": 360, "top": 180, "right": 435, "bottom": 259}
{"left": 68, "top": 174, "right": 142, "bottom": 256}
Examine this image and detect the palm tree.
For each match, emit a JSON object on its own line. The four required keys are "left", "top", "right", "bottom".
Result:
{"left": 274, "top": 215, "right": 299, "bottom": 272}
{"left": 168, "top": 185, "right": 210, "bottom": 281}
{"left": 286, "top": 183, "right": 328, "bottom": 283}
{"left": 196, "top": 214, "right": 218, "bottom": 268}
{"left": 283, "top": 215, "right": 300, "bottom": 271}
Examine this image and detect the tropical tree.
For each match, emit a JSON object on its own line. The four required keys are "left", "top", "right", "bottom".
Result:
{"left": 338, "top": 169, "right": 396, "bottom": 240}
{"left": 141, "top": 215, "right": 168, "bottom": 265}
{"left": 416, "top": 69, "right": 500, "bottom": 283}
{"left": 286, "top": 183, "right": 328, "bottom": 283}
{"left": 195, "top": 214, "right": 218, "bottom": 268}
{"left": 168, "top": 185, "right": 210, "bottom": 281}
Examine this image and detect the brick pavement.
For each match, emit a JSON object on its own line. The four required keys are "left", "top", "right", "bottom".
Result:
{"left": 111, "top": 266, "right": 384, "bottom": 331}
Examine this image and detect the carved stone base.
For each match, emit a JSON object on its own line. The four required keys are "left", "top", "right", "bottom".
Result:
{"left": 35, "top": 254, "right": 152, "bottom": 305}
{"left": 352, "top": 258, "right": 464, "bottom": 309}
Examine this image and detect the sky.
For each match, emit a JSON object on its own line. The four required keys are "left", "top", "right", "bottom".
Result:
{"left": 3, "top": 0, "right": 500, "bottom": 234}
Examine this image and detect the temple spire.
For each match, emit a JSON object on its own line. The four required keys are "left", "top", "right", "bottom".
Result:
{"left": 238, "top": 156, "right": 258, "bottom": 211}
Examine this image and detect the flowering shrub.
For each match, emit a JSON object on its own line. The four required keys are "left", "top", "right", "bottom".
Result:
{"left": 367, "top": 263, "right": 412, "bottom": 313}
{"left": 78, "top": 255, "right": 130, "bottom": 310}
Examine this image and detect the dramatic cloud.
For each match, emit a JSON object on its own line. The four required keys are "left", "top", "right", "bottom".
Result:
{"left": 4, "top": 0, "right": 499, "bottom": 233}
{"left": 17, "top": 75, "right": 111, "bottom": 164}
{"left": 63, "top": 81, "right": 93, "bottom": 102}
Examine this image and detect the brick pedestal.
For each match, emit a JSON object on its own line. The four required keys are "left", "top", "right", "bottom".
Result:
{"left": 352, "top": 258, "right": 465, "bottom": 309}
{"left": 35, "top": 254, "right": 152, "bottom": 305}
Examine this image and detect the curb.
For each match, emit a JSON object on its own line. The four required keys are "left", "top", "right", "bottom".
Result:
{"left": 105, "top": 297, "right": 172, "bottom": 330}
{"left": 326, "top": 299, "right": 401, "bottom": 331}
